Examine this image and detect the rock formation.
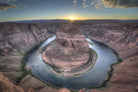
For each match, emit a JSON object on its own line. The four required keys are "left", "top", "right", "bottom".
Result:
{"left": 0, "top": 72, "right": 24, "bottom": 92}
{"left": 0, "top": 21, "right": 138, "bottom": 92}
{"left": 0, "top": 23, "right": 52, "bottom": 85}
{"left": 42, "top": 24, "right": 90, "bottom": 74}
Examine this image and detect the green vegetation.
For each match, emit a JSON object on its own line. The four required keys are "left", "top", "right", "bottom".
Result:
{"left": 99, "top": 47, "right": 123, "bottom": 88}
{"left": 16, "top": 37, "right": 123, "bottom": 91}
{"left": 16, "top": 50, "right": 30, "bottom": 85}
{"left": 88, "top": 41, "right": 93, "bottom": 46}
{"left": 90, "top": 48, "right": 98, "bottom": 61}
{"left": 16, "top": 43, "right": 41, "bottom": 85}
{"left": 88, "top": 39, "right": 123, "bottom": 90}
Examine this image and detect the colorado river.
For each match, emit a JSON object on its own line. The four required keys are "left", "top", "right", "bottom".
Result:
{"left": 26, "top": 35, "right": 117, "bottom": 89}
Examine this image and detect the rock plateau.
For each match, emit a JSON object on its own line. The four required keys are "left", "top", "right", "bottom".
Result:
{"left": 42, "top": 24, "right": 90, "bottom": 74}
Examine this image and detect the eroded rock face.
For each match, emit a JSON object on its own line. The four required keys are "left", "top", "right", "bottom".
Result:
{"left": 0, "top": 23, "right": 53, "bottom": 87}
{"left": 0, "top": 21, "right": 138, "bottom": 92}
{"left": 19, "top": 75, "right": 58, "bottom": 92}
{"left": 42, "top": 24, "right": 89, "bottom": 72}
{"left": 0, "top": 72, "right": 24, "bottom": 92}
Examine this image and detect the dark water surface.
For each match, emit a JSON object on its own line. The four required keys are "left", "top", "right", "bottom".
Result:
{"left": 26, "top": 35, "right": 117, "bottom": 89}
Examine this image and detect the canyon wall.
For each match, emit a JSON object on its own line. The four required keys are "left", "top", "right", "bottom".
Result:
{"left": 0, "top": 23, "right": 51, "bottom": 87}
{"left": 0, "top": 21, "right": 138, "bottom": 92}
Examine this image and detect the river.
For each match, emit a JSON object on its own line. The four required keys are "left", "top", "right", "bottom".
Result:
{"left": 26, "top": 35, "right": 117, "bottom": 89}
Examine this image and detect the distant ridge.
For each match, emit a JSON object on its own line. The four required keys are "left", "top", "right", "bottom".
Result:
{"left": 2, "top": 19, "right": 70, "bottom": 23}
{"left": 1, "top": 19, "right": 138, "bottom": 23}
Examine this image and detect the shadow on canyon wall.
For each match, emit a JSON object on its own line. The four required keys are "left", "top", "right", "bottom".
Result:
{"left": 0, "top": 20, "right": 138, "bottom": 92}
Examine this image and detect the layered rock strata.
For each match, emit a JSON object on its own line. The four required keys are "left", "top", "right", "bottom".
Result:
{"left": 0, "top": 21, "right": 137, "bottom": 92}
{"left": 0, "top": 72, "right": 24, "bottom": 92}
{"left": 42, "top": 24, "right": 90, "bottom": 74}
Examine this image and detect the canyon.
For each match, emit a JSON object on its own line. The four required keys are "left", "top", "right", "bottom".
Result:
{"left": 0, "top": 20, "right": 138, "bottom": 92}
{"left": 42, "top": 24, "right": 91, "bottom": 75}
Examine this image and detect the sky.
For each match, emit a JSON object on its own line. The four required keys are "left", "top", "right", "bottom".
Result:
{"left": 0, "top": 0, "right": 138, "bottom": 22}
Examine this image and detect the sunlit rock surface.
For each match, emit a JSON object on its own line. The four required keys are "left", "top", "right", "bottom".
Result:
{"left": 42, "top": 24, "right": 90, "bottom": 73}
{"left": 0, "top": 21, "right": 138, "bottom": 92}
{"left": 0, "top": 72, "right": 24, "bottom": 92}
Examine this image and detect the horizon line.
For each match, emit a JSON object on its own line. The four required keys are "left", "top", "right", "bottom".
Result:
{"left": 1, "top": 18, "right": 138, "bottom": 23}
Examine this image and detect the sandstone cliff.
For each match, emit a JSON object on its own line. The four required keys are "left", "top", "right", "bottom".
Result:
{"left": 0, "top": 23, "right": 51, "bottom": 83}
{"left": 79, "top": 22, "right": 138, "bottom": 51}
{"left": 0, "top": 72, "right": 24, "bottom": 92}
{"left": 42, "top": 24, "right": 90, "bottom": 73}
{"left": 0, "top": 21, "right": 138, "bottom": 92}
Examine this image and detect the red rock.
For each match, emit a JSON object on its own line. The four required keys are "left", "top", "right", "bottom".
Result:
{"left": 58, "top": 88, "right": 70, "bottom": 92}
{"left": 79, "top": 88, "right": 85, "bottom": 92}
{"left": 42, "top": 24, "right": 89, "bottom": 72}
{"left": 0, "top": 72, "right": 24, "bottom": 92}
{"left": 0, "top": 21, "right": 138, "bottom": 92}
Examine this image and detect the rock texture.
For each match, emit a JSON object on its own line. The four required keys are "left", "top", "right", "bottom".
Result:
{"left": 58, "top": 88, "right": 70, "bottom": 92}
{"left": 79, "top": 21, "right": 138, "bottom": 51}
{"left": 0, "top": 23, "right": 51, "bottom": 84}
{"left": 42, "top": 24, "right": 89, "bottom": 72}
{"left": 0, "top": 72, "right": 24, "bottom": 92}
{"left": 19, "top": 75, "right": 59, "bottom": 92}
{"left": 0, "top": 21, "right": 138, "bottom": 92}
{"left": 78, "top": 21, "right": 138, "bottom": 92}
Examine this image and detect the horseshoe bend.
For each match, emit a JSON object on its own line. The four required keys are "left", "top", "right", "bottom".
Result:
{"left": 0, "top": 20, "right": 138, "bottom": 92}
{"left": 42, "top": 24, "right": 96, "bottom": 76}
{"left": 26, "top": 23, "right": 116, "bottom": 90}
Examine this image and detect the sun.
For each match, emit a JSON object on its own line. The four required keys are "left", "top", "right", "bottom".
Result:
{"left": 67, "top": 16, "right": 78, "bottom": 21}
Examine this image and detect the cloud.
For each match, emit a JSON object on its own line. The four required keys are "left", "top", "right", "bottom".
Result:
{"left": 83, "top": 5, "right": 89, "bottom": 8}
{"left": 0, "top": 3, "right": 18, "bottom": 10}
{"left": 98, "top": 0, "right": 138, "bottom": 8}
{"left": 91, "top": 2, "right": 95, "bottom": 5}
{"left": 4, "top": 0, "right": 16, "bottom": 2}
{"left": 5, "top": 0, "right": 10, "bottom": 2}
{"left": 73, "top": 0, "right": 77, "bottom": 4}
{"left": 74, "top": 0, "right": 138, "bottom": 9}
{"left": 82, "top": 2, "right": 85, "bottom": 6}
{"left": 82, "top": 2, "right": 89, "bottom": 8}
